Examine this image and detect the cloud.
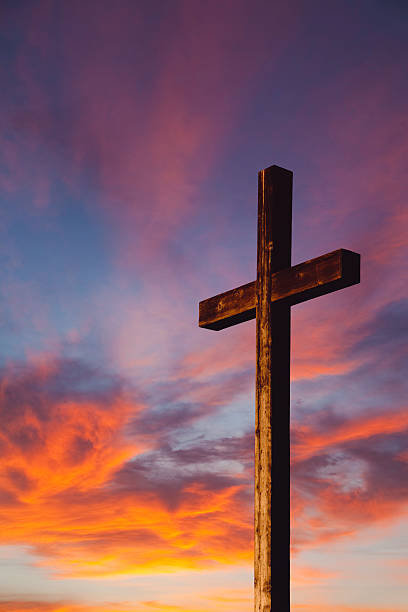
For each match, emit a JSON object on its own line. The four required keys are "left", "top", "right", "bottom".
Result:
{"left": 353, "top": 298, "right": 408, "bottom": 360}
{"left": 2, "top": 351, "right": 403, "bottom": 578}
{"left": 1, "top": 0, "right": 297, "bottom": 269}
{"left": 1, "top": 317, "right": 402, "bottom": 580}
{"left": 291, "top": 406, "right": 408, "bottom": 552}
{"left": 0, "top": 357, "right": 141, "bottom": 498}
{"left": 291, "top": 564, "right": 338, "bottom": 586}
{"left": 0, "top": 601, "right": 235, "bottom": 612}
{"left": 0, "top": 355, "right": 253, "bottom": 577}
{"left": 114, "top": 431, "right": 253, "bottom": 513}
{"left": 292, "top": 606, "right": 406, "bottom": 612}
{"left": 0, "top": 599, "right": 405, "bottom": 612}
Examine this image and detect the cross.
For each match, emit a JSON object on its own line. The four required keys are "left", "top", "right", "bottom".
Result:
{"left": 198, "top": 165, "right": 360, "bottom": 612}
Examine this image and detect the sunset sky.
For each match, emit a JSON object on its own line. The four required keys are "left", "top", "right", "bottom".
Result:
{"left": 0, "top": 1, "right": 407, "bottom": 611}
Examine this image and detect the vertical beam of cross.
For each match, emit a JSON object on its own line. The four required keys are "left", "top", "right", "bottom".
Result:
{"left": 256, "top": 166, "right": 292, "bottom": 611}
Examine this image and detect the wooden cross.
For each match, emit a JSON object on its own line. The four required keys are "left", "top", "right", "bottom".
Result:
{"left": 198, "top": 165, "right": 360, "bottom": 612}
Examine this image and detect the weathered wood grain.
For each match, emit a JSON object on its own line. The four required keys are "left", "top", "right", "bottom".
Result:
{"left": 255, "top": 165, "right": 292, "bottom": 612}
{"left": 199, "top": 248, "right": 360, "bottom": 330}
{"left": 199, "top": 280, "right": 256, "bottom": 330}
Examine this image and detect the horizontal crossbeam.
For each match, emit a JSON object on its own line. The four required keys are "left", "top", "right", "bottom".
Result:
{"left": 199, "top": 248, "right": 360, "bottom": 330}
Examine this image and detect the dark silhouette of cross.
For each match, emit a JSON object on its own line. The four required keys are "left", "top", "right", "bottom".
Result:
{"left": 198, "top": 165, "right": 360, "bottom": 612}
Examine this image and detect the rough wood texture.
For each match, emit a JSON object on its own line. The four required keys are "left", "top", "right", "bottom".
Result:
{"left": 199, "top": 249, "right": 360, "bottom": 331}
{"left": 199, "top": 280, "right": 256, "bottom": 330}
{"left": 255, "top": 165, "right": 292, "bottom": 612}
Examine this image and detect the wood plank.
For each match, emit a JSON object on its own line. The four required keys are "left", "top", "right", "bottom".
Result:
{"left": 199, "top": 281, "right": 256, "bottom": 331}
{"left": 255, "top": 165, "right": 292, "bottom": 612}
{"left": 199, "top": 248, "right": 360, "bottom": 330}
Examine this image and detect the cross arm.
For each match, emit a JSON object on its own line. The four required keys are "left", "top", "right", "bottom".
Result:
{"left": 199, "top": 248, "right": 360, "bottom": 330}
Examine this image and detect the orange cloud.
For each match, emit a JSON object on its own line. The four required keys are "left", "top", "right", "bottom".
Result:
{"left": 26, "top": 479, "right": 251, "bottom": 578}
{"left": 0, "top": 603, "right": 228, "bottom": 612}
{"left": 204, "top": 588, "right": 251, "bottom": 603}
{"left": 292, "top": 606, "right": 406, "bottom": 612}
{"left": 3, "top": 351, "right": 405, "bottom": 579}
{"left": 0, "top": 356, "right": 252, "bottom": 578}
{"left": 291, "top": 406, "right": 408, "bottom": 554}
{"left": 1, "top": 601, "right": 405, "bottom": 612}
{"left": 291, "top": 564, "right": 338, "bottom": 586}
{"left": 293, "top": 409, "right": 408, "bottom": 463}
{"left": 0, "top": 603, "right": 202, "bottom": 612}
{"left": 0, "top": 370, "right": 141, "bottom": 502}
